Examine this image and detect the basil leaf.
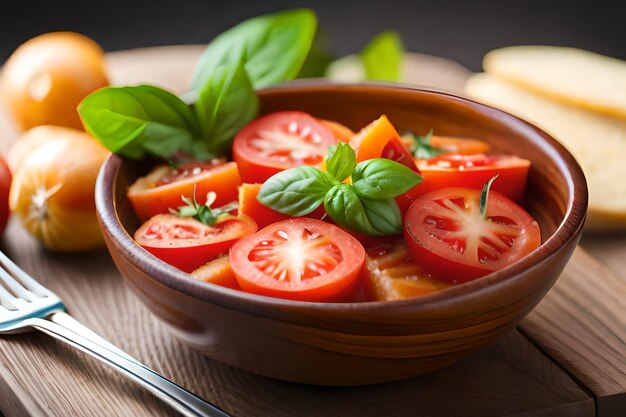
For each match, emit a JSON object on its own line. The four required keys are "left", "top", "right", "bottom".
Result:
{"left": 78, "top": 85, "right": 200, "bottom": 160}
{"left": 195, "top": 60, "right": 258, "bottom": 156}
{"left": 407, "top": 129, "right": 448, "bottom": 159}
{"left": 298, "top": 33, "right": 334, "bottom": 78}
{"left": 361, "top": 31, "right": 404, "bottom": 82}
{"left": 258, "top": 166, "right": 335, "bottom": 216}
{"left": 480, "top": 175, "right": 499, "bottom": 219}
{"left": 352, "top": 158, "right": 422, "bottom": 199}
{"left": 326, "top": 142, "right": 356, "bottom": 181}
{"left": 324, "top": 184, "right": 402, "bottom": 236}
{"left": 191, "top": 9, "right": 317, "bottom": 92}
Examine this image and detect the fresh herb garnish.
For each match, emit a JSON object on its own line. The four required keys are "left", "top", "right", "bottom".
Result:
{"left": 171, "top": 187, "right": 238, "bottom": 226}
{"left": 78, "top": 9, "right": 317, "bottom": 162}
{"left": 480, "top": 175, "right": 499, "bottom": 219}
{"left": 361, "top": 31, "right": 404, "bottom": 82}
{"left": 257, "top": 142, "right": 422, "bottom": 235}
{"left": 406, "top": 129, "right": 448, "bottom": 159}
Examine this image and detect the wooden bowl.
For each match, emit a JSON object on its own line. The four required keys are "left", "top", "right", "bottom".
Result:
{"left": 95, "top": 83, "right": 587, "bottom": 386}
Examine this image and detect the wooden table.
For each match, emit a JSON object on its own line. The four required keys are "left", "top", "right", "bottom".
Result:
{"left": 0, "top": 46, "right": 624, "bottom": 417}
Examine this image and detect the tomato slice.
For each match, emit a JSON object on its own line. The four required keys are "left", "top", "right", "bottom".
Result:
{"left": 396, "top": 154, "right": 531, "bottom": 216}
{"left": 191, "top": 256, "right": 240, "bottom": 289}
{"left": 128, "top": 160, "right": 241, "bottom": 222}
{"left": 363, "top": 241, "right": 450, "bottom": 301}
{"left": 319, "top": 119, "right": 354, "bottom": 143}
{"left": 134, "top": 214, "right": 258, "bottom": 273}
{"left": 349, "top": 115, "right": 419, "bottom": 172}
{"left": 229, "top": 218, "right": 366, "bottom": 302}
{"left": 401, "top": 135, "right": 492, "bottom": 156}
{"left": 233, "top": 111, "right": 338, "bottom": 183}
{"left": 404, "top": 188, "right": 541, "bottom": 283}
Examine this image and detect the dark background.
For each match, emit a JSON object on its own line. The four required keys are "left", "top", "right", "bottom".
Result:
{"left": 1, "top": 0, "right": 625, "bottom": 72}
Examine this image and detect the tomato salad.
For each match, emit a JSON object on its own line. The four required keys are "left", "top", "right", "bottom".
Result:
{"left": 124, "top": 111, "right": 541, "bottom": 302}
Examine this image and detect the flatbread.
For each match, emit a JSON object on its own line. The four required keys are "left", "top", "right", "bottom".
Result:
{"left": 466, "top": 73, "right": 626, "bottom": 231}
{"left": 484, "top": 46, "right": 626, "bottom": 119}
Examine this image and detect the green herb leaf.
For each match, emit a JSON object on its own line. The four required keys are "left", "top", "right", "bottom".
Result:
{"left": 352, "top": 158, "right": 422, "bottom": 199}
{"left": 407, "top": 129, "right": 448, "bottom": 159}
{"left": 361, "top": 31, "right": 404, "bottom": 82}
{"left": 257, "top": 166, "right": 335, "bottom": 216}
{"left": 480, "top": 175, "right": 499, "bottom": 219}
{"left": 78, "top": 85, "right": 202, "bottom": 160}
{"left": 325, "top": 142, "right": 356, "bottom": 181}
{"left": 191, "top": 9, "right": 317, "bottom": 92}
{"left": 194, "top": 59, "right": 258, "bottom": 156}
{"left": 171, "top": 189, "right": 238, "bottom": 226}
{"left": 324, "top": 184, "right": 402, "bottom": 235}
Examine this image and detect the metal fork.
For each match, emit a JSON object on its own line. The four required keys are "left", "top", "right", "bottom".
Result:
{"left": 0, "top": 251, "right": 229, "bottom": 417}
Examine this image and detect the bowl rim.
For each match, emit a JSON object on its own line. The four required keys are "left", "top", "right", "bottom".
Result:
{"left": 95, "top": 82, "right": 588, "bottom": 316}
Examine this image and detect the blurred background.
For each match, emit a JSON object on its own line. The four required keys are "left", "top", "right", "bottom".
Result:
{"left": 1, "top": 0, "right": 624, "bottom": 72}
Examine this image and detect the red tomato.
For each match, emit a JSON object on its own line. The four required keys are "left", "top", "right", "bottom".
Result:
{"left": 396, "top": 154, "right": 531, "bottom": 216}
{"left": 404, "top": 188, "right": 541, "bottom": 284}
{"left": 127, "top": 160, "right": 241, "bottom": 222}
{"left": 363, "top": 241, "right": 450, "bottom": 301}
{"left": 319, "top": 119, "right": 354, "bottom": 142}
{"left": 350, "top": 115, "right": 419, "bottom": 172}
{"left": 134, "top": 214, "right": 258, "bottom": 273}
{"left": 0, "top": 156, "right": 11, "bottom": 235}
{"left": 233, "top": 111, "right": 337, "bottom": 183}
{"left": 229, "top": 218, "right": 366, "bottom": 302}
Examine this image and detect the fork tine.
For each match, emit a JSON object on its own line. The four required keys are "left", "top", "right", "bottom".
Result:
{"left": 0, "top": 251, "right": 53, "bottom": 298}
{"left": 0, "top": 265, "right": 32, "bottom": 302}
{"left": 0, "top": 281, "right": 18, "bottom": 310}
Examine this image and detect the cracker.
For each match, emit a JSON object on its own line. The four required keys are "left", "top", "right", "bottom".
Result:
{"left": 466, "top": 73, "right": 626, "bottom": 231}
{"left": 484, "top": 46, "right": 626, "bottom": 119}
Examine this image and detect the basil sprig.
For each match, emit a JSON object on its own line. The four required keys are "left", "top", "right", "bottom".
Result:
{"left": 79, "top": 9, "right": 316, "bottom": 161}
{"left": 257, "top": 143, "right": 422, "bottom": 236}
{"left": 361, "top": 31, "right": 404, "bottom": 82}
{"left": 404, "top": 129, "right": 448, "bottom": 159}
{"left": 171, "top": 188, "right": 238, "bottom": 226}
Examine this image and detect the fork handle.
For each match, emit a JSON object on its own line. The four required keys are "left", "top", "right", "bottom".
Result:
{"left": 26, "top": 314, "right": 229, "bottom": 417}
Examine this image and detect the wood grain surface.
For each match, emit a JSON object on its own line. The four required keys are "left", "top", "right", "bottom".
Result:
{"left": 0, "top": 45, "right": 623, "bottom": 417}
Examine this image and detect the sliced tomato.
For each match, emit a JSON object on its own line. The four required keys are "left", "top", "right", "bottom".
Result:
{"left": 229, "top": 218, "right": 366, "bottom": 302}
{"left": 404, "top": 188, "right": 541, "bottom": 284}
{"left": 233, "top": 111, "right": 338, "bottom": 183}
{"left": 401, "top": 135, "right": 492, "bottom": 156}
{"left": 191, "top": 256, "right": 239, "bottom": 289}
{"left": 134, "top": 214, "right": 258, "bottom": 273}
{"left": 128, "top": 160, "right": 241, "bottom": 222}
{"left": 350, "top": 115, "right": 419, "bottom": 172}
{"left": 363, "top": 241, "right": 450, "bottom": 301}
{"left": 319, "top": 119, "right": 354, "bottom": 143}
{"left": 396, "top": 154, "right": 531, "bottom": 216}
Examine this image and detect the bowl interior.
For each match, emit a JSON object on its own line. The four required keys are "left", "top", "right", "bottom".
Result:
{"left": 105, "top": 83, "right": 587, "bottom": 316}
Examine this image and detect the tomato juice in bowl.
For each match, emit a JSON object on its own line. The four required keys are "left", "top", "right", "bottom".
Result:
{"left": 96, "top": 84, "right": 587, "bottom": 385}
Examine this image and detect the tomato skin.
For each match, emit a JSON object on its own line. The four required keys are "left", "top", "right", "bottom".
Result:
{"left": 134, "top": 214, "right": 258, "bottom": 273}
{"left": 404, "top": 188, "right": 541, "bottom": 284}
{"left": 229, "top": 218, "right": 366, "bottom": 302}
{"left": 350, "top": 115, "right": 419, "bottom": 172}
{"left": 401, "top": 154, "right": 530, "bottom": 216}
{"left": 0, "top": 156, "right": 11, "bottom": 236}
{"left": 128, "top": 161, "right": 241, "bottom": 222}
{"left": 233, "top": 111, "right": 337, "bottom": 183}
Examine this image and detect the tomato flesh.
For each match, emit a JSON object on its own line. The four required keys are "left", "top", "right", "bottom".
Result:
{"left": 364, "top": 241, "right": 450, "bottom": 301}
{"left": 191, "top": 256, "right": 240, "bottom": 289}
{"left": 128, "top": 160, "right": 241, "bottom": 222}
{"left": 233, "top": 111, "right": 337, "bottom": 183}
{"left": 229, "top": 219, "right": 365, "bottom": 302}
{"left": 135, "top": 214, "right": 257, "bottom": 273}
{"left": 404, "top": 188, "right": 541, "bottom": 283}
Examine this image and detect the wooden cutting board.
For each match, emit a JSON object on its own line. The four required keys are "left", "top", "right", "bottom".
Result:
{"left": 0, "top": 46, "right": 624, "bottom": 417}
